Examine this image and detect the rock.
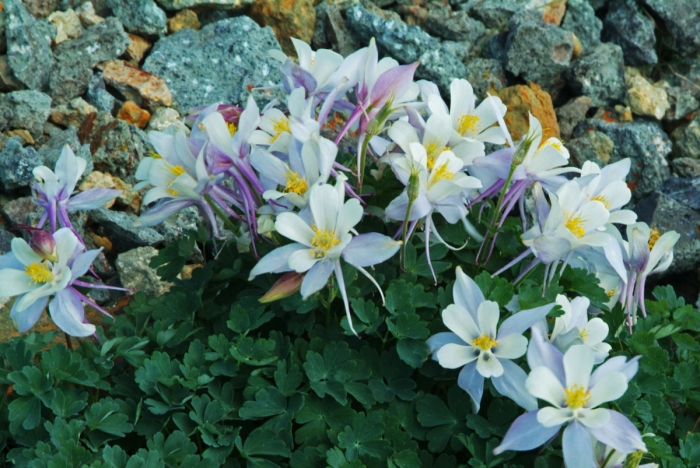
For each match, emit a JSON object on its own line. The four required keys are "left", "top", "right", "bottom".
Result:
{"left": 4, "top": 129, "right": 34, "bottom": 145}
{"left": 76, "top": 1, "right": 104, "bottom": 26}
{"left": 3, "top": 0, "right": 54, "bottom": 90}
{"left": 659, "top": 83, "right": 700, "bottom": 121}
{"left": 249, "top": 0, "right": 315, "bottom": 56}
{"left": 572, "top": 117, "right": 672, "bottom": 198}
{"left": 635, "top": 189, "right": 700, "bottom": 275}
{"left": 85, "top": 72, "right": 116, "bottom": 112}
{"left": 167, "top": 8, "right": 200, "bottom": 33}
{"left": 91, "top": 119, "right": 153, "bottom": 182}
{"left": 673, "top": 114, "right": 700, "bottom": 160}
{"left": 482, "top": 31, "right": 508, "bottom": 65}
{"left": 155, "top": 0, "right": 253, "bottom": 10}
{"left": 415, "top": 44, "right": 469, "bottom": 97}
{"left": 505, "top": 10, "right": 574, "bottom": 95}
{"left": 673, "top": 158, "right": 700, "bottom": 178}
{"left": 50, "top": 97, "right": 98, "bottom": 128}
{"left": 556, "top": 95, "right": 592, "bottom": 141}
{"left": 0, "top": 137, "right": 43, "bottom": 191}
{"left": 101, "top": 60, "right": 173, "bottom": 109}
{"left": 116, "top": 246, "right": 173, "bottom": 296}
{"left": 639, "top": 0, "right": 700, "bottom": 55}
{"left": 0, "top": 56, "right": 23, "bottom": 92}
{"left": 48, "top": 9, "right": 85, "bottom": 44}
{"left": 18, "top": 0, "right": 59, "bottom": 17}
{"left": 154, "top": 205, "right": 200, "bottom": 243}
{"left": 146, "top": 106, "right": 183, "bottom": 132}
{"left": 0, "top": 9, "right": 6, "bottom": 54}
{"left": 542, "top": 0, "right": 566, "bottom": 25}
{"left": 312, "top": 0, "right": 360, "bottom": 57}
{"left": 37, "top": 126, "right": 93, "bottom": 172}
{"left": 1, "top": 196, "right": 41, "bottom": 225}
{"left": 106, "top": 0, "right": 167, "bottom": 36}
{"left": 0, "top": 229, "right": 15, "bottom": 255}
{"left": 49, "top": 17, "right": 130, "bottom": 104}
{"left": 424, "top": 4, "right": 486, "bottom": 44}
{"left": 493, "top": 82, "right": 560, "bottom": 141}
{"left": 568, "top": 42, "right": 626, "bottom": 107}
{"left": 125, "top": 34, "right": 153, "bottom": 65}
{"left": 91, "top": 208, "right": 164, "bottom": 251}
{"left": 560, "top": 0, "right": 602, "bottom": 52}
{"left": 462, "top": 0, "right": 529, "bottom": 30}
{"left": 0, "top": 90, "right": 52, "bottom": 138}
{"left": 567, "top": 130, "right": 615, "bottom": 167}
{"left": 624, "top": 69, "right": 670, "bottom": 120}
{"left": 117, "top": 100, "right": 151, "bottom": 128}
{"left": 79, "top": 171, "right": 118, "bottom": 208}
{"left": 142, "top": 16, "right": 284, "bottom": 112}
{"left": 112, "top": 176, "right": 141, "bottom": 212}
{"left": 465, "top": 58, "right": 506, "bottom": 99}
{"left": 603, "top": 0, "right": 656, "bottom": 66}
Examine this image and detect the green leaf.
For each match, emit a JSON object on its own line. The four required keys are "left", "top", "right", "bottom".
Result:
{"left": 85, "top": 399, "right": 134, "bottom": 437}
{"left": 230, "top": 337, "right": 277, "bottom": 366}
{"left": 50, "top": 386, "right": 89, "bottom": 418}
{"left": 45, "top": 418, "right": 86, "bottom": 452}
{"left": 337, "top": 412, "right": 392, "bottom": 460}
{"left": 147, "top": 431, "right": 198, "bottom": 466}
{"left": 386, "top": 313, "right": 430, "bottom": 340}
{"left": 641, "top": 395, "right": 674, "bottom": 434}
{"left": 561, "top": 267, "right": 609, "bottom": 309}
{"left": 227, "top": 304, "right": 274, "bottom": 335}
{"left": 8, "top": 395, "right": 42, "bottom": 432}
{"left": 274, "top": 360, "right": 303, "bottom": 397}
{"left": 473, "top": 272, "right": 514, "bottom": 307}
{"left": 241, "top": 428, "right": 291, "bottom": 458}
{"left": 385, "top": 280, "right": 435, "bottom": 315}
{"left": 239, "top": 387, "right": 287, "bottom": 419}
{"left": 396, "top": 338, "right": 428, "bottom": 368}
{"left": 672, "top": 333, "right": 700, "bottom": 351}
{"left": 40, "top": 345, "right": 100, "bottom": 386}
{"left": 303, "top": 342, "right": 354, "bottom": 405}
{"left": 150, "top": 232, "right": 196, "bottom": 282}
{"left": 680, "top": 433, "right": 700, "bottom": 466}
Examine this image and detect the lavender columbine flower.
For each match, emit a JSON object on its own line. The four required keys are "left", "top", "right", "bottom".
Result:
{"left": 32, "top": 145, "right": 122, "bottom": 237}
{"left": 427, "top": 267, "right": 555, "bottom": 412}
{"left": 249, "top": 176, "right": 401, "bottom": 335}
{"left": 0, "top": 228, "right": 114, "bottom": 337}
{"left": 494, "top": 345, "right": 646, "bottom": 467}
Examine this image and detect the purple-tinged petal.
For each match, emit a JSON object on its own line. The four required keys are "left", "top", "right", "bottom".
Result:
{"left": 300, "top": 258, "right": 334, "bottom": 299}
{"left": 563, "top": 421, "right": 594, "bottom": 468}
{"left": 0, "top": 252, "right": 23, "bottom": 270}
{"left": 249, "top": 243, "right": 307, "bottom": 279}
{"left": 457, "top": 360, "right": 485, "bottom": 412}
{"left": 341, "top": 233, "right": 401, "bottom": 268}
{"left": 70, "top": 249, "right": 102, "bottom": 281}
{"left": 453, "top": 266, "right": 485, "bottom": 321}
{"left": 426, "top": 332, "right": 464, "bottom": 358}
{"left": 527, "top": 327, "right": 565, "bottom": 385}
{"left": 497, "top": 303, "right": 555, "bottom": 339}
{"left": 370, "top": 62, "right": 419, "bottom": 109}
{"left": 587, "top": 410, "right": 646, "bottom": 454}
{"left": 492, "top": 359, "right": 538, "bottom": 411}
{"left": 10, "top": 295, "right": 48, "bottom": 333}
{"left": 67, "top": 189, "right": 123, "bottom": 211}
{"left": 49, "top": 289, "right": 96, "bottom": 337}
{"left": 589, "top": 356, "right": 640, "bottom": 387}
{"left": 133, "top": 198, "right": 194, "bottom": 227}
{"left": 493, "top": 411, "right": 561, "bottom": 455}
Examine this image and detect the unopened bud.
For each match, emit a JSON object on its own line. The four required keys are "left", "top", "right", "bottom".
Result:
{"left": 259, "top": 272, "right": 304, "bottom": 303}
{"left": 512, "top": 131, "right": 539, "bottom": 167}
{"left": 407, "top": 169, "right": 420, "bottom": 202}
{"left": 30, "top": 229, "right": 58, "bottom": 263}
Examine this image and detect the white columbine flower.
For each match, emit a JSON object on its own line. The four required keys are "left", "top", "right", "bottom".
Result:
{"left": 549, "top": 295, "right": 611, "bottom": 363}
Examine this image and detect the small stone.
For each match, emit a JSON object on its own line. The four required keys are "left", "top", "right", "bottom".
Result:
{"left": 639, "top": 0, "right": 700, "bottom": 55}
{"left": 117, "top": 100, "right": 151, "bottom": 128}
{"left": 568, "top": 42, "right": 626, "bottom": 107}
{"left": 50, "top": 97, "right": 98, "bottom": 128}
{"left": 101, "top": 59, "right": 173, "bottom": 108}
{"left": 76, "top": 1, "right": 104, "bottom": 26}
{"left": 674, "top": 114, "right": 700, "bottom": 160}
{"left": 567, "top": 131, "right": 615, "bottom": 167}
{"left": 542, "top": 0, "right": 566, "bottom": 25}
{"left": 556, "top": 95, "right": 593, "bottom": 141}
{"left": 249, "top": 0, "right": 315, "bottom": 55}
{"left": 4, "top": 129, "right": 34, "bottom": 145}
{"left": 463, "top": 0, "right": 529, "bottom": 30}
{"left": 90, "top": 208, "right": 164, "bottom": 251}
{"left": 0, "top": 136, "right": 43, "bottom": 191}
{"left": 0, "top": 90, "right": 52, "bottom": 138}
{"left": 85, "top": 72, "right": 116, "bottom": 112}
{"left": 167, "top": 8, "right": 200, "bottom": 33}
{"left": 659, "top": 83, "right": 700, "bottom": 121}
{"left": 1, "top": 196, "right": 41, "bottom": 225}
{"left": 493, "top": 82, "right": 560, "bottom": 142}
{"left": 125, "top": 34, "right": 152, "bottom": 65}
{"left": 0, "top": 56, "right": 24, "bottom": 92}
{"left": 155, "top": 0, "right": 254, "bottom": 10}
{"left": 613, "top": 105, "right": 634, "bottom": 122}
{"left": 0, "top": 229, "right": 15, "bottom": 255}
{"left": 48, "top": 9, "right": 85, "bottom": 44}
{"left": 673, "top": 158, "right": 700, "bottom": 178}
{"left": 146, "top": 106, "right": 183, "bottom": 132}
{"left": 625, "top": 68, "right": 670, "bottom": 120}
{"left": 88, "top": 231, "right": 113, "bottom": 252}
{"left": 79, "top": 171, "right": 117, "bottom": 208}
{"left": 313, "top": 0, "right": 360, "bottom": 57}
{"left": 465, "top": 58, "right": 506, "bottom": 99}
{"left": 424, "top": 4, "right": 486, "bottom": 44}
{"left": 561, "top": 0, "right": 602, "bottom": 52}
{"left": 505, "top": 10, "right": 574, "bottom": 95}
{"left": 570, "top": 32, "right": 583, "bottom": 59}
{"left": 91, "top": 119, "right": 153, "bottom": 182}
{"left": 3, "top": 0, "right": 54, "bottom": 90}
{"left": 142, "top": 16, "right": 284, "bottom": 112}
{"left": 18, "top": 0, "right": 58, "bottom": 18}
{"left": 116, "top": 246, "right": 173, "bottom": 296}
{"left": 106, "top": 0, "right": 167, "bottom": 36}
{"left": 37, "top": 126, "right": 93, "bottom": 172}
{"left": 603, "top": 0, "right": 656, "bottom": 66}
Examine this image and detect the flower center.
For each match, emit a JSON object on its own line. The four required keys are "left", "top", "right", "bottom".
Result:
{"left": 580, "top": 328, "right": 589, "bottom": 343}
{"left": 564, "top": 215, "right": 585, "bottom": 238}
{"left": 648, "top": 226, "right": 661, "bottom": 250}
{"left": 25, "top": 262, "right": 54, "bottom": 285}
{"left": 170, "top": 165, "right": 186, "bottom": 177}
{"left": 564, "top": 384, "right": 591, "bottom": 410}
{"left": 272, "top": 117, "right": 290, "bottom": 142}
{"left": 592, "top": 195, "right": 611, "bottom": 209}
{"left": 167, "top": 188, "right": 179, "bottom": 196}
{"left": 148, "top": 150, "right": 162, "bottom": 159}
{"left": 457, "top": 113, "right": 480, "bottom": 136}
{"left": 227, "top": 122, "right": 237, "bottom": 136}
{"left": 429, "top": 164, "right": 454, "bottom": 188}
{"left": 310, "top": 224, "right": 341, "bottom": 258}
{"left": 471, "top": 334, "right": 498, "bottom": 351}
{"left": 423, "top": 142, "right": 450, "bottom": 170}
{"left": 606, "top": 288, "right": 616, "bottom": 298}
{"left": 284, "top": 170, "right": 308, "bottom": 196}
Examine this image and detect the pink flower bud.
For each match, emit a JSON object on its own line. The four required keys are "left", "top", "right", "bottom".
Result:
{"left": 259, "top": 272, "right": 303, "bottom": 303}
{"left": 30, "top": 229, "right": 58, "bottom": 263}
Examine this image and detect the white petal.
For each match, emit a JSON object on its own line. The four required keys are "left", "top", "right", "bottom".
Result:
{"left": 11, "top": 238, "right": 43, "bottom": 266}
{"left": 275, "top": 212, "right": 315, "bottom": 247}
{"left": 10, "top": 295, "right": 48, "bottom": 333}
{"left": 436, "top": 343, "right": 478, "bottom": 369}
{"left": 0, "top": 268, "right": 39, "bottom": 297}
{"left": 526, "top": 366, "right": 565, "bottom": 408}
{"left": 288, "top": 248, "right": 321, "bottom": 273}
{"left": 309, "top": 184, "right": 340, "bottom": 230}
{"left": 476, "top": 352, "right": 503, "bottom": 378}
{"left": 477, "top": 301, "right": 500, "bottom": 338}
{"left": 563, "top": 344, "right": 594, "bottom": 389}
{"left": 577, "top": 408, "right": 611, "bottom": 428}
{"left": 442, "top": 304, "right": 480, "bottom": 343}
{"left": 581, "top": 318, "right": 609, "bottom": 345}
{"left": 493, "top": 333, "right": 527, "bottom": 359}
{"left": 587, "top": 372, "right": 627, "bottom": 408}
{"left": 537, "top": 407, "right": 574, "bottom": 428}
{"left": 453, "top": 266, "right": 485, "bottom": 319}
{"left": 49, "top": 289, "right": 96, "bottom": 337}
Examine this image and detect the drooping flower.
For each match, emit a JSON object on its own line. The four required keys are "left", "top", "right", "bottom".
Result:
{"left": 578, "top": 159, "right": 637, "bottom": 226}
{"left": 548, "top": 295, "right": 611, "bottom": 363}
{"left": 426, "top": 267, "right": 555, "bottom": 412}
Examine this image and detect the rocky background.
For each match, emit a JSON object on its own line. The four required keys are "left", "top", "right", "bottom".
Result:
{"left": 0, "top": 0, "right": 700, "bottom": 316}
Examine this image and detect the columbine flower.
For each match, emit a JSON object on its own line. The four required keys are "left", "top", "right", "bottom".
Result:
{"left": 494, "top": 345, "right": 646, "bottom": 467}
{"left": 0, "top": 228, "right": 112, "bottom": 337}
{"left": 427, "top": 267, "right": 555, "bottom": 412}
{"left": 548, "top": 295, "right": 611, "bottom": 363}
{"left": 578, "top": 159, "right": 637, "bottom": 225}
{"left": 270, "top": 38, "right": 344, "bottom": 98}
{"left": 32, "top": 145, "right": 122, "bottom": 236}
{"left": 248, "top": 176, "right": 401, "bottom": 334}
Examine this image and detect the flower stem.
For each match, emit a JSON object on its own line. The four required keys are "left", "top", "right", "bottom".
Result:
{"left": 477, "top": 163, "right": 517, "bottom": 265}
{"left": 205, "top": 194, "right": 240, "bottom": 237}
{"left": 600, "top": 449, "right": 616, "bottom": 468}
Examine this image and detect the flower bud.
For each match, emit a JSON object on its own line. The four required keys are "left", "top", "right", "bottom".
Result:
{"left": 407, "top": 169, "right": 420, "bottom": 202}
{"left": 30, "top": 229, "right": 58, "bottom": 263}
{"left": 259, "top": 272, "right": 303, "bottom": 303}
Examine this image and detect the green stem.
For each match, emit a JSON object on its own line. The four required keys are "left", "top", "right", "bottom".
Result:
{"left": 477, "top": 163, "right": 517, "bottom": 265}
{"left": 600, "top": 448, "right": 616, "bottom": 468}
{"left": 401, "top": 198, "right": 416, "bottom": 270}
{"left": 357, "top": 134, "right": 371, "bottom": 191}
{"left": 205, "top": 194, "right": 240, "bottom": 234}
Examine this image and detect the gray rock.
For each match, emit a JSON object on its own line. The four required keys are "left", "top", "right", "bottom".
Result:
{"left": 92, "top": 120, "right": 153, "bottom": 183}
{"left": 673, "top": 158, "right": 700, "bottom": 178}
{"left": 673, "top": 114, "right": 700, "bottom": 160}
{"left": 0, "top": 137, "right": 43, "bottom": 191}
{"left": 465, "top": 58, "right": 506, "bottom": 98}
{"left": 635, "top": 189, "right": 700, "bottom": 275}
{"left": 106, "top": 0, "right": 167, "bottom": 36}
{"left": 587, "top": 0, "right": 608, "bottom": 10}
{"left": 116, "top": 246, "right": 172, "bottom": 297}
{"left": 85, "top": 73, "right": 116, "bottom": 113}
{"left": 561, "top": 0, "right": 602, "bottom": 52}
{"left": 603, "top": 0, "right": 657, "bottom": 66}
{"left": 505, "top": 10, "right": 574, "bottom": 94}
{"left": 38, "top": 127, "right": 93, "bottom": 174}
{"left": 663, "top": 85, "right": 699, "bottom": 121}
{"left": 155, "top": 0, "right": 254, "bottom": 11}
{"left": 556, "top": 95, "right": 592, "bottom": 141}
{"left": 35, "top": 19, "right": 58, "bottom": 44}
{"left": 154, "top": 205, "right": 205, "bottom": 262}
{"left": 0, "top": 229, "right": 14, "bottom": 255}
{"left": 416, "top": 44, "right": 468, "bottom": 97}
{"left": 19, "top": 0, "right": 59, "bottom": 17}
{"left": 425, "top": 4, "right": 486, "bottom": 43}
{"left": 146, "top": 107, "right": 184, "bottom": 132}
{"left": 659, "top": 177, "right": 700, "bottom": 212}
{"left": 3, "top": 0, "right": 54, "bottom": 91}
{"left": 0, "top": 9, "right": 7, "bottom": 53}
{"left": 462, "top": 0, "right": 529, "bottom": 30}
{"left": 90, "top": 208, "right": 164, "bottom": 251}
{"left": 568, "top": 43, "right": 626, "bottom": 107}
{"left": 573, "top": 118, "right": 672, "bottom": 199}
{"left": 482, "top": 31, "right": 508, "bottom": 65}
{"left": 0, "top": 90, "right": 52, "bottom": 138}
{"left": 313, "top": 0, "right": 361, "bottom": 57}
{"left": 49, "top": 18, "right": 130, "bottom": 104}
{"left": 143, "top": 16, "right": 284, "bottom": 113}
{"left": 639, "top": 0, "right": 700, "bottom": 55}
{"left": 567, "top": 129, "right": 615, "bottom": 167}
{"left": 1, "top": 196, "right": 41, "bottom": 226}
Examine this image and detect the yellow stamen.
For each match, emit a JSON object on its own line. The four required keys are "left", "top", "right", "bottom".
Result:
{"left": 310, "top": 224, "right": 341, "bottom": 258}
{"left": 592, "top": 195, "right": 611, "bottom": 209}
{"left": 429, "top": 164, "right": 454, "bottom": 189}
{"left": 271, "top": 117, "right": 290, "bottom": 142}
{"left": 423, "top": 141, "right": 450, "bottom": 170}
{"left": 606, "top": 288, "right": 615, "bottom": 298}
{"left": 648, "top": 226, "right": 661, "bottom": 250}
{"left": 283, "top": 170, "right": 308, "bottom": 196}
{"left": 564, "top": 384, "right": 591, "bottom": 410}
{"left": 471, "top": 334, "right": 498, "bottom": 351}
{"left": 565, "top": 215, "right": 586, "bottom": 238}
{"left": 227, "top": 122, "right": 237, "bottom": 136}
{"left": 580, "top": 329, "right": 588, "bottom": 343}
{"left": 25, "top": 262, "right": 53, "bottom": 285}
{"left": 457, "top": 113, "right": 480, "bottom": 136}
{"left": 170, "top": 165, "right": 186, "bottom": 177}
{"left": 549, "top": 140, "right": 564, "bottom": 152}
{"left": 167, "top": 188, "right": 179, "bottom": 196}
{"left": 148, "top": 150, "right": 162, "bottom": 159}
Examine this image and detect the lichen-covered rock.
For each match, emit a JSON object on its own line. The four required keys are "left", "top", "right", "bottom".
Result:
{"left": 673, "top": 158, "right": 700, "bottom": 178}
{"left": 568, "top": 43, "right": 626, "bottom": 107}
{"left": 249, "top": 0, "right": 315, "bottom": 56}
{"left": 116, "top": 246, "right": 173, "bottom": 296}
{"left": 673, "top": 114, "right": 700, "bottom": 160}
{"left": 92, "top": 120, "right": 153, "bottom": 182}
{"left": 567, "top": 130, "right": 615, "bottom": 167}
{"left": 91, "top": 209, "right": 164, "bottom": 251}
{"left": 603, "top": 0, "right": 657, "bottom": 66}
{"left": 1, "top": 196, "right": 41, "bottom": 226}
{"left": 313, "top": 0, "right": 360, "bottom": 56}
{"left": 38, "top": 126, "right": 93, "bottom": 174}
{"left": 48, "top": 9, "right": 85, "bottom": 44}
{"left": 424, "top": 4, "right": 486, "bottom": 44}
{"left": 3, "top": 0, "right": 54, "bottom": 90}
{"left": 465, "top": 58, "right": 506, "bottom": 99}
{"left": 462, "top": 0, "right": 529, "bottom": 30}
{"left": 167, "top": 9, "right": 201, "bottom": 33}
{"left": 50, "top": 97, "right": 98, "bottom": 129}
{"left": 0, "top": 137, "right": 43, "bottom": 191}
{"left": 639, "top": 0, "right": 700, "bottom": 55}
{"left": 0, "top": 90, "right": 52, "bottom": 138}
{"left": 505, "top": 10, "right": 574, "bottom": 95}
{"left": 493, "top": 82, "right": 560, "bottom": 141}
{"left": 106, "top": 0, "right": 167, "bottom": 37}
{"left": 625, "top": 69, "right": 670, "bottom": 120}
{"left": 660, "top": 84, "right": 700, "bottom": 121}
{"left": 143, "top": 16, "right": 284, "bottom": 112}
{"left": 0, "top": 56, "right": 23, "bottom": 92}
{"left": 560, "top": 0, "right": 602, "bottom": 52}
{"left": 102, "top": 60, "right": 173, "bottom": 108}
{"left": 556, "top": 95, "right": 592, "bottom": 141}
{"left": 85, "top": 73, "right": 116, "bottom": 112}
{"left": 155, "top": 0, "right": 253, "bottom": 10}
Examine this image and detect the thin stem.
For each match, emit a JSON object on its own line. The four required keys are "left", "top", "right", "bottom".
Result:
{"left": 401, "top": 198, "right": 416, "bottom": 270}
{"left": 65, "top": 333, "right": 73, "bottom": 350}
{"left": 204, "top": 195, "right": 240, "bottom": 237}
{"left": 477, "top": 164, "right": 517, "bottom": 265}
{"left": 600, "top": 448, "right": 616, "bottom": 468}
{"left": 357, "top": 134, "right": 371, "bottom": 191}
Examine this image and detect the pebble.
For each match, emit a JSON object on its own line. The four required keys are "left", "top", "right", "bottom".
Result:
{"left": 639, "top": 0, "right": 700, "bottom": 55}
{"left": 116, "top": 246, "right": 173, "bottom": 297}
{"left": 465, "top": 58, "right": 506, "bottom": 99}
{"left": 659, "top": 83, "right": 700, "bottom": 121}
{"left": 672, "top": 158, "right": 700, "bottom": 178}
{"left": 250, "top": 0, "right": 316, "bottom": 56}
{"left": 146, "top": 107, "right": 183, "bottom": 132}
{"left": 567, "top": 130, "right": 615, "bottom": 167}
{"left": 0, "top": 90, "right": 52, "bottom": 139}
{"left": 0, "top": 137, "right": 43, "bottom": 191}
{"left": 4, "top": 129, "right": 34, "bottom": 146}
{"left": 492, "top": 82, "right": 560, "bottom": 141}
{"left": 556, "top": 96, "right": 592, "bottom": 141}
{"left": 48, "top": 9, "right": 85, "bottom": 44}
{"left": 625, "top": 69, "right": 670, "bottom": 120}
{"left": 603, "top": 0, "right": 657, "bottom": 66}
{"left": 462, "top": 0, "right": 529, "bottom": 30}
{"left": 49, "top": 97, "right": 98, "bottom": 129}
{"left": 568, "top": 42, "right": 626, "bottom": 107}
{"left": 101, "top": 59, "right": 173, "bottom": 108}
{"left": 125, "top": 34, "right": 153, "bottom": 65}
{"left": 672, "top": 114, "right": 700, "bottom": 160}
{"left": 76, "top": 1, "right": 104, "bottom": 27}
{"left": 155, "top": 0, "right": 254, "bottom": 10}
{"left": 92, "top": 119, "right": 153, "bottom": 182}
{"left": 117, "top": 100, "right": 151, "bottom": 129}
{"left": 560, "top": 0, "right": 602, "bottom": 52}
{"left": 1, "top": 196, "right": 41, "bottom": 226}
{"left": 106, "top": 0, "right": 167, "bottom": 37}
{"left": 37, "top": 126, "right": 93, "bottom": 173}
{"left": 79, "top": 171, "right": 118, "bottom": 208}
{"left": 85, "top": 72, "right": 116, "bottom": 113}
{"left": 424, "top": 3, "right": 486, "bottom": 44}
{"left": 166, "top": 9, "right": 200, "bottom": 33}
{"left": 313, "top": 0, "right": 360, "bottom": 57}
{"left": 90, "top": 208, "right": 164, "bottom": 251}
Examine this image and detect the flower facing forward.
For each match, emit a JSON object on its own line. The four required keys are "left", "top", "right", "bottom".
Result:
{"left": 548, "top": 295, "right": 611, "bottom": 363}
{"left": 494, "top": 345, "right": 646, "bottom": 468}
{"left": 427, "top": 267, "right": 554, "bottom": 411}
